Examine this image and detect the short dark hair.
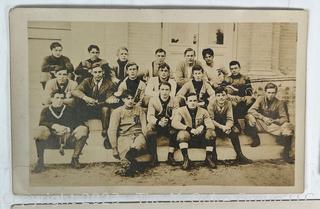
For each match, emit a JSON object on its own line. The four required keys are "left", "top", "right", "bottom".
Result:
{"left": 50, "top": 89, "right": 65, "bottom": 98}
{"left": 50, "top": 42, "right": 62, "bottom": 50}
{"left": 184, "top": 48, "right": 196, "bottom": 56}
{"left": 126, "top": 62, "right": 139, "bottom": 70}
{"left": 229, "top": 60, "right": 241, "bottom": 68}
{"left": 158, "top": 63, "right": 170, "bottom": 72}
{"left": 117, "top": 46, "right": 129, "bottom": 54}
{"left": 192, "top": 65, "right": 204, "bottom": 74}
{"left": 215, "top": 86, "right": 227, "bottom": 95}
{"left": 121, "top": 90, "right": 135, "bottom": 99}
{"left": 159, "top": 81, "right": 171, "bottom": 90}
{"left": 264, "top": 83, "right": 278, "bottom": 92}
{"left": 186, "top": 92, "right": 198, "bottom": 100}
{"left": 155, "top": 48, "right": 166, "bottom": 55}
{"left": 54, "top": 66, "right": 67, "bottom": 73}
{"left": 202, "top": 48, "right": 214, "bottom": 58}
{"left": 88, "top": 44, "right": 100, "bottom": 52}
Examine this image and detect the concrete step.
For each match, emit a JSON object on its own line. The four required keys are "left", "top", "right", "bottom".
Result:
{"left": 30, "top": 119, "right": 285, "bottom": 165}
{"left": 40, "top": 143, "right": 284, "bottom": 164}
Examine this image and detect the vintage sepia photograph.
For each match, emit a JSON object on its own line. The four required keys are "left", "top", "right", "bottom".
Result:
{"left": 11, "top": 8, "right": 307, "bottom": 194}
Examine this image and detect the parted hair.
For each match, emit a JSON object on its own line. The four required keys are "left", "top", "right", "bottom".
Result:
{"left": 264, "top": 82, "right": 278, "bottom": 93}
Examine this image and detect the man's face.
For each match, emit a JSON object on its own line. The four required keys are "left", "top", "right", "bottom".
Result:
{"left": 155, "top": 52, "right": 166, "bottom": 64}
{"left": 123, "top": 95, "right": 134, "bottom": 108}
{"left": 118, "top": 49, "right": 128, "bottom": 62}
{"left": 203, "top": 53, "right": 214, "bottom": 65}
{"left": 186, "top": 95, "right": 198, "bottom": 109}
{"left": 230, "top": 64, "right": 241, "bottom": 76}
{"left": 89, "top": 48, "right": 100, "bottom": 61}
{"left": 158, "top": 67, "right": 170, "bottom": 80}
{"left": 185, "top": 51, "right": 195, "bottom": 64}
{"left": 216, "top": 92, "right": 227, "bottom": 104}
{"left": 51, "top": 47, "right": 62, "bottom": 58}
{"left": 55, "top": 70, "right": 68, "bottom": 84}
{"left": 91, "top": 67, "right": 103, "bottom": 81}
{"left": 127, "top": 65, "right": 138, "bottom": 79}
{"left": 265, "top": 88, "right": 277, "bottom": 101}
{"left": 159, "top": 84, "right": 171, "bottom": 99}
{"left": 51, "top": 93, "right": 64, "bottom": 107}
{"left": 192, "top": 70, "right": 203, "bottom": 82}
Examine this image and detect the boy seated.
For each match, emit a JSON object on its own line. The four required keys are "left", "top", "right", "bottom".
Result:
{"left": 176, "top": 65, "right": 215, "bottom": 108}
{"left": 108, "top": 90, "right": 148, "bottom": 176}
{"left": 43, "top": 66, "right": 78, "bottom": 107}
{"left": 171, "top": 93, "right": 216, "bottom": 170}
{"left": 40, "top": 42, "right": 74, "bottom": 89}
{"left": 145, "top": 63, "right": 177, "bottom": 99}
{"left": 207, "top": 87, "right": 252, "bottom": 166}
{"left": 33, "top": 90, "right": 89, "bottom": 173}
{"left": 146, "top": 81, "right": 178, "bottom": 167}
{"left": 114, "top": 62, "right": 147, "bottom": 107}
{"left": 72, "top": 66, "right": 119, "bottom": 149}
{"left": 245, "top": 83, "right": 294, "bottom": 163}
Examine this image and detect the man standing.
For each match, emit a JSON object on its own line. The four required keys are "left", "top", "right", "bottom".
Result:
{"left": 41, "top": 42, "right": 74, "bottom": 89}
{"left": 146, "top": 81, "right": 178, "bottom": 166}
{"left": 43, "top": 66, "right": 78, "bottom": 107}
{"left": 108, "top": 90, "right": 148, "bottom": 176}
{"left": 207, "top": 87, "right": 252, "bottom": 166}
{"left": 174, "top": 48, "right": 202, "bottom": 88}
{"left": 245, "top": 83, "right": 294, "bottom": 163}
{"left": 222, "top": 60, "right": 255, "bottom": 130}
{"left": 172, "top": 93, "right": 216, "bottom": 170}
{"left": 72, "top": 66, "right": 119, "bottom": 149}
{"left": 176, "top": 65, "right": 215, "bottom": 107}
{"left": 33, "top": 90, "right": 89, "bottom": 173}
{"left": 145, "top": 63, "right": 177, "bottom": 98}
{"left": 201, "top": 48, "right": 225, "bottom": 89}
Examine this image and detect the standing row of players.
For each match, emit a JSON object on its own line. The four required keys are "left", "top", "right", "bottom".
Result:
{"left": 33, "top": 42, "right": 294, "bottom": 176}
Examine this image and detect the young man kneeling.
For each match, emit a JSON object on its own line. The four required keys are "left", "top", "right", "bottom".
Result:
{"left": 108, "top": 90, "right": 148, "bottom": 176}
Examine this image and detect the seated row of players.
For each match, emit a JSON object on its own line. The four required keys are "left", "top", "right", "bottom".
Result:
{"left": 34, "top": 42, "right": 294, "bottom": 175}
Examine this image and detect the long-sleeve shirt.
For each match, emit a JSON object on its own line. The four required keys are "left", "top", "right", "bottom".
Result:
{"left": 72, "top": 77, "right": 118, "bottom": 102}
{"left": 174, "top": 60, "right": 202, "bottom": 88}
{"left": 108, "top": 105, "right": 146, "bottom": 148}
{"left": 145, "top": 77, "right": 177, "bottom": 98}
{"left": 114, "top": 77, "right": 146, "bottom": 103}
{"left": 248, "top": 96, "right": 288, "bottom": 125}
{"left": 147, "top": 96, "right": 176, "bottom": 125}
{"left": 74, "top": 58, "right": 108, "bottom": 83}
{"left": 41, "top": 55, "right": 74, "bottom": 73}
{"left": 222, "top": 73, "right": 253, "bottom": 97}
{"left": 207, "top": 99, "right": 234, "bottom": 128}
{"left": 39, "top": 105, "right": 82, "bottom": 130}
{"left": 43, "top": 78, "right": 78, "bottom": 106}
{"left": 176, "top": 79, "right": 215, "bottom": 102}
{"left": 172, "top": 106, "right": 215, "bottom": 130}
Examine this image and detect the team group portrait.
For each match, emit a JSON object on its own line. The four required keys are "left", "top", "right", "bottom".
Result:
{"left": 27, "top": 21, "right": 298, "bottom": 186}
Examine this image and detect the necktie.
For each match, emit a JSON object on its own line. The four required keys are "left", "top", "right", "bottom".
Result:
{"left": 92, "top": 83, "right": 99, "bottom": 99}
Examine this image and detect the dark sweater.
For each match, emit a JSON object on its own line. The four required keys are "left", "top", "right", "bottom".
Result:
{"left": 39, "top": 105, "right": 82, "bottom": 130}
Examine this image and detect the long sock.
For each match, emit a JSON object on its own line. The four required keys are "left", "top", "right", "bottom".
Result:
{"left": 73, "top": 136, "right": 87, "bottom": 158}
{"left": 229, "top": 132, "right": 243, "bottom": 155}
{"left": 35, "top": 139, "right": 45, "bottom": 164}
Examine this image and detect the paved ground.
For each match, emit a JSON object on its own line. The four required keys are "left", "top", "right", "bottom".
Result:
{"left": 30, "top": 159, "right": 294, "bottom": 187}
